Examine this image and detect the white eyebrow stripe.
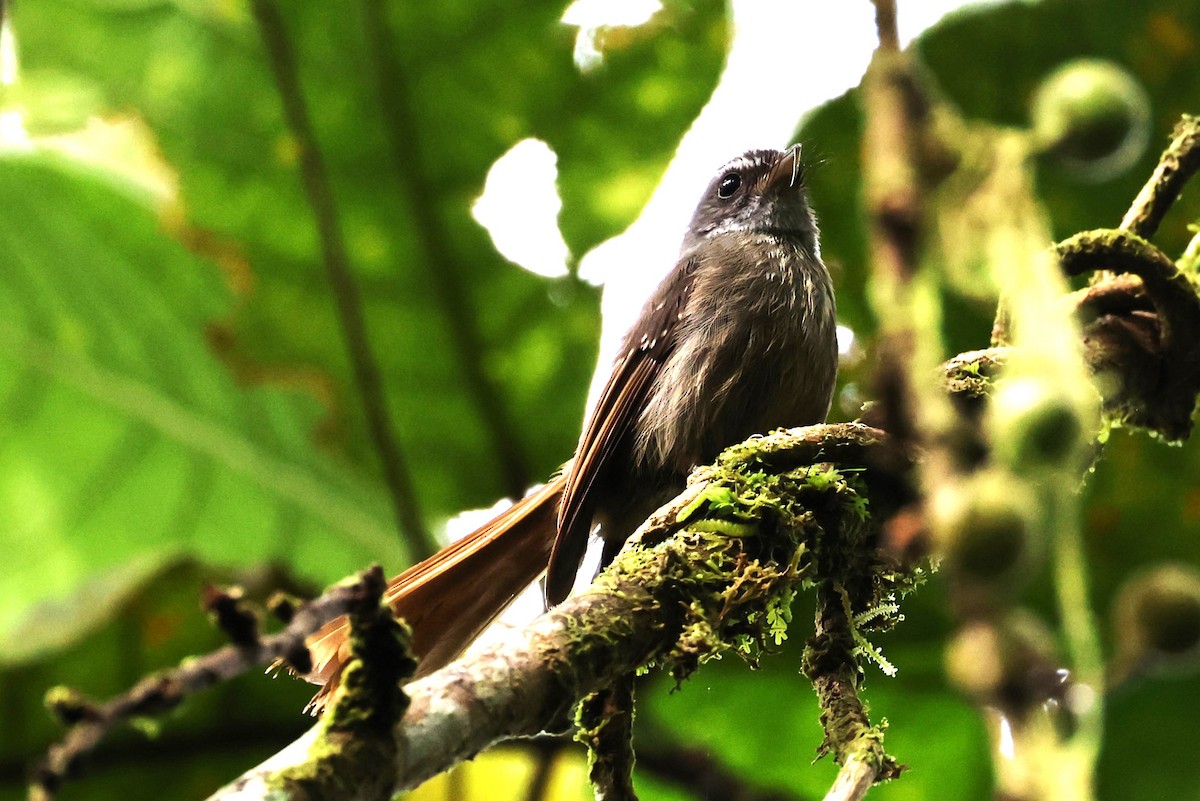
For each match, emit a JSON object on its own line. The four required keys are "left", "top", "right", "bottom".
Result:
{"left": 720, "top": 157, "right": 757, "bottom": 174}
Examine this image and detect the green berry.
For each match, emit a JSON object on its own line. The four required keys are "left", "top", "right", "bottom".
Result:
{"left": 934, "top": 472, "right": 1037, "bottom": 582}
{"left": 1030, "top": 58, "right": 1151, "bottom": 179}
{"left": 1118, "top": 565, "right": 1200, "bottom": 661}
{"left": 991, "top": 377, "right": 1086, "bottom": 470}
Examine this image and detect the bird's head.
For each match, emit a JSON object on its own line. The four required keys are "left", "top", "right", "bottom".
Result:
{"left": 681, "top": 145, "right": 818, "bottom": 256}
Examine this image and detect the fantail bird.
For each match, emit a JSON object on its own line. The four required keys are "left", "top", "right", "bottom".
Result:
{"left": 302, "top": 145, "right": 838, "bottom": 712}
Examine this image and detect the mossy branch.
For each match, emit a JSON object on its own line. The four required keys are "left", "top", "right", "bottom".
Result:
{"left": 265, "top": 577, "right": 417, "bottom": 801}
{"left": 803, "top": 581, "right": 901, "bottom": 784}
{"left": 1119, "top": 114, "right": 1200, "bottom": 239}
{"left": 941, "top": 223, "right": 1200, "bottom": 443}
{"left": 207, "top": 423, "right": 917, "bottom": 801}
{"left": 30, "top": 566, "right": 396, "bottom": 801}
{"left": 577, "top": 675, "right": 638, "bottom": 801}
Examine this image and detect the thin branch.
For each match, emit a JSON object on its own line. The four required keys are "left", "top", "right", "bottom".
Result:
{"left": 1048, "top": 486, "right": 1103, "bottom": 798}
{"left": 803, "top": 582, "right": 901, "bottom": 788}
{"left": 635, "top": 743, "right": 809, "bottom": 801}
{"left": 872, "top": 0, "right": 899, "bottom": 52}
{"left": 31, "top": 566, "right": 389, "bottom": 801}
{"left": 578, "top": 675, "right": 637, "bottom": 801}
{"left": 4, "top": 722, "right": 308, "bottom": 791}
{"left": 1119, "top": 115, "right": 1200, "bottom": 238}
{"left": 821, "top": 758, "right": 878, "bottom": 801}
{"left": 250, "top": 0, "right": 436, "bottom": 558}
{"left": 359, "top": 0, "right": 531, "bottom": 497}
{"left": 522, "top": 736, "right": 567, "bottom": 801}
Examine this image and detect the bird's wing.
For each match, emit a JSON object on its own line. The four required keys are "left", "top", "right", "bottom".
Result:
{"left": 546, "top": 255, "right": 697, "bottom": 603}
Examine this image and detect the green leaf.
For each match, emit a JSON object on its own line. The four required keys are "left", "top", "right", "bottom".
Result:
{"left": 8, "top": 0, "right": 724, "bottom": 515}
{"left": 0, "top": 155, "right": 400, "bottom": 647}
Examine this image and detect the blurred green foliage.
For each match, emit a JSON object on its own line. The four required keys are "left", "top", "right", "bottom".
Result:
{"left": 1, "top": 0, "right": 1199, "bottom": 800}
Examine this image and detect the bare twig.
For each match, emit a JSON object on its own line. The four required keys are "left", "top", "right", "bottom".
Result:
{"left": 872, "top": 0, "right": 899, "bottom": 52}
{"left": 822, "top": 758, "right": 879, "bottom": 801}
{"left": 251, "top": 0, "right": 436, "bottom": 558}
{"left": 31, "top": 566, "right": 389, "bottom": 801}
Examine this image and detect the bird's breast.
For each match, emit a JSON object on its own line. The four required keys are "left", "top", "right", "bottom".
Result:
{"left": 633, "top": 234, "right": 838, "bottom": 475}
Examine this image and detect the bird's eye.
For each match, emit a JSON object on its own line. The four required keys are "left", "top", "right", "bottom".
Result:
{"left": 717, "top": 173, "right": 741, "bottom": 199}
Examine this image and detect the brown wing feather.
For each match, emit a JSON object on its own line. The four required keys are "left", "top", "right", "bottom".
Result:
{"left": 546, "top": 355, "right": 659, "bottom": 603}
{"left": 546, "top": 256, "right": 698, "bottom": 603}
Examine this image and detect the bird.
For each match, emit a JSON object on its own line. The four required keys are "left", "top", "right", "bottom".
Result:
{"left": 302, "top": 145, "right": 838, "bottom": 712}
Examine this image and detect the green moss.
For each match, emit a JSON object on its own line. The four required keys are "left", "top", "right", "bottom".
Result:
{"left": 590, "top": 434, "right": 924, "bottom": 701}
{"left": 269, "top": 599, "right": 417, "bottom": 798}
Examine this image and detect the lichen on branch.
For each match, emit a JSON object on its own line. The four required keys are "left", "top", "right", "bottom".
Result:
{"left": 569, "top": 424, "right": 921, "bottom": 792}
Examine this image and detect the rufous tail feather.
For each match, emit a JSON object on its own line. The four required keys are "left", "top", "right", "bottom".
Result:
{"left": 303, "top": 476, "right": 564, "bottom": 714}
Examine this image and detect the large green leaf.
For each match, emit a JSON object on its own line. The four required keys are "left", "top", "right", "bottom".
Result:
{"left": 8, "top": 0, "right": 724, "bottom": 514}
{"left": 0, "top": 0, "right": 727, "bottom": 651}
{"left": 0, "top": 155, "right": 402, "bottom": 651}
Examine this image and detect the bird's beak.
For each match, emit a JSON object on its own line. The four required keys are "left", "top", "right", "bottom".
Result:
{"left": 762, "top": 144, "right": 802, "bottom": 195}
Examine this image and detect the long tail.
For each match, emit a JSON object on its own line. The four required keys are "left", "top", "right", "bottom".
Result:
{"left": 304, "top": 475, "right": 565, "bottom": 713}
